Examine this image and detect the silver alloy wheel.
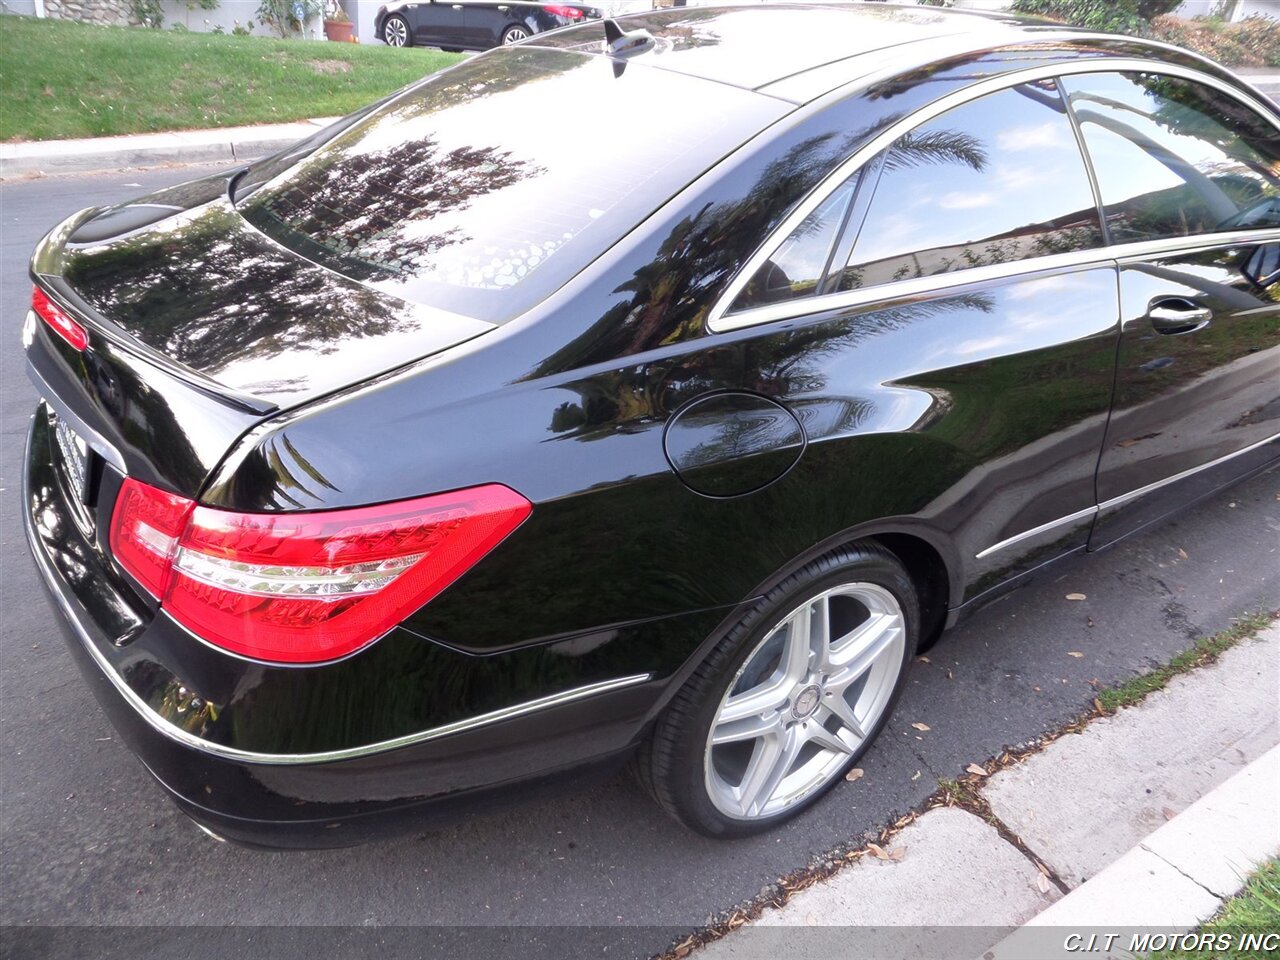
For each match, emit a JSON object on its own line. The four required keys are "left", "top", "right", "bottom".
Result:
{"left": 384, "top": 17, "right": 408, "bottom": 47}
{"left": 503, "top": 26, "right": 529, "bottom": 43}
{"left": 704, "top": 582, "right": 906, "bottom": 820}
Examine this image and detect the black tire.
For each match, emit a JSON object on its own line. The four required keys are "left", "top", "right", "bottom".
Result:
{"left": 382, "top": 14, "right": 412, "bottom": 48}
{"left": 639, "top": 543, "right": 919, "bottom": 838}
{"left": 501, "top": 24, "right": 530, "bottom": 45}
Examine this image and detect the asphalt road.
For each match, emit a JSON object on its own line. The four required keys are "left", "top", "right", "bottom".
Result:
{"left": 1, "top": 166, "right": 1278, "bottom": 959}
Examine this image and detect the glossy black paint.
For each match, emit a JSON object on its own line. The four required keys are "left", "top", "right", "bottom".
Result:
{"left": 1091, "top": 242, "right": 1280, "bottom": 546}
{"left": 21, "top": 4, "right": 1280, "bottom": 844}
{"left": 375, "top": 0, "right": 599, "bottom": 51}
{"left": 663, "top": 392, "right": 806, "bottom": 498}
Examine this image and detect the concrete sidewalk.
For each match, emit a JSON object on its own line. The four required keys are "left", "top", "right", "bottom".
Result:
{"left": 0, "top": 118, "right": 338, "bottom": 178}
{"left": 693, "top": 622, "right": 1280, "bottom": 960}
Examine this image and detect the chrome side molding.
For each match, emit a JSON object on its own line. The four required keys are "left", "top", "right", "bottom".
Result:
{"left": 976, "top": 433, "right": 1280, "bottom": 559}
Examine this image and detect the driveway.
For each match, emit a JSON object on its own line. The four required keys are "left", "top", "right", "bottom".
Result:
{"left": 1, "top": 164, "right": 1276, "bottom": 960}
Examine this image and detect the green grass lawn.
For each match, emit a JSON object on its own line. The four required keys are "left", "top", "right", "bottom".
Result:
{"left": 1148, "top": 859, "right": 1280, "bottom": 959}
{"left": 0, "top": 16, "right": 463, "bottom": 142}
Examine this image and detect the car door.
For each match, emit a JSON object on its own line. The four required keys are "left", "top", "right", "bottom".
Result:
{"left": 710, "top": 78, "right": 1121, "bottom": 604}
{"left": 463, "top": 2, "right": 513, "bottom": 47}
{"left": 1059, "top": 71, "right": 1280, "bottom": 548}
{"left": 407, "top": 0, "right": 466, "bottom": 47}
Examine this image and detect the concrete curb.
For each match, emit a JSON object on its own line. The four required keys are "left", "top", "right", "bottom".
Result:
{"left": 0, "top": 118, "right": 338, "bottom": 178}
{"left": 986, "top": 745, "right": 1280, "bottom": 957}
{"left": 689, "top": 623, "right": 1279, "bottom": 960}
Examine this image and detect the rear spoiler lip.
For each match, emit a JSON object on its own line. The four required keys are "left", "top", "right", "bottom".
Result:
{"left": 30, "top": 209, "right": 279, "bottom": 418}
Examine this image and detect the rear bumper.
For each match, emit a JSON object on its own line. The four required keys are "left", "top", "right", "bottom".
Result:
{"left": 41, "top": 588, "right": 635, "bottom": 848}
{"left": 22, "top": 407, "right": 712, "bottom": 847}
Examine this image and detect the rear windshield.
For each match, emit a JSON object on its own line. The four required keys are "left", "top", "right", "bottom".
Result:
{"left": 238, "top": 48, "right": 786, "bottom": 323}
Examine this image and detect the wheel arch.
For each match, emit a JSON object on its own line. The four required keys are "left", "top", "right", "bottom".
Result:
{"left": 640, "top": 517, "right": 961, "bottom": 733}
{"left": 866, "top": 531, "right": 950, "bottom": 652}
{"left": 747, "top": 518, "right": 960, "bottom": 650}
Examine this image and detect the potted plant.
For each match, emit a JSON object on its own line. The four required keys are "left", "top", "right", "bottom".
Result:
{"left": 324, "top": 5, "right": 355, "bottom": 42}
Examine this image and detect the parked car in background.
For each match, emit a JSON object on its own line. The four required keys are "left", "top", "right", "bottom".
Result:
{"left": 22, "top": 4, "right": 1280, "bottom": 847}
{"left": 376, "top": 0, "right": 601, "bottom": 49}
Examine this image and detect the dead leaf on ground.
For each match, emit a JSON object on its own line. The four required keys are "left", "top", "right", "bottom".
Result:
{"left": 1162, "top": 807, "right": 1177, "bottom": 821}
{"left": 1036, "top": 861, "right": 1051, "bottom": 877}
{"left": 917, "top": 655, "right": 931, "bottom": 664}
{"left": 1177, "top": 548, "right": 1189, "bottom": 560}
{"left": 1065, "top": 593, "right": 1087, "bottom": 601}
{"left": 965, "top": 763, "right": 989, "bottom": 777}
{"left": 889, "top": 846, "right": 906, "bottom": 861}
{"left": 845, "top": 767, "right": 864, "bottom": 782}
{"left": 1067, "top": 651, "right": 1084, "bottom": 658}
{"left": 911, "top": 722, "right": 931, "bottom": 732}
{"left": 867, "top": 842, "right": 889, "bottom": 860}
{"left": 1036, "top": 873, "right": 1051, "bottom": 893}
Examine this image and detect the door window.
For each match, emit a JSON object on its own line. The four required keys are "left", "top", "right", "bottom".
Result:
{"left": 1060, "top": 72, "right": 1280, "bottom": 243}
{"left": 833, "top": 80, "right": 1105, "bottom": 292}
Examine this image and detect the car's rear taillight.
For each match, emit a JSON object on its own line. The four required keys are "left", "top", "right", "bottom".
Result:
{"left": 109, "top": 478, "right": 531, "bottom": 664}
{"left": 32, "top": 285, "right": 88, "bottom": 351}
{"left": 543, "top": 4, "right": 585, "bottom": 19}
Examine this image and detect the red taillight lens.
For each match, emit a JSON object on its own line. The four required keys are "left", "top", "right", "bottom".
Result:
{"left": 110, "top": 478, "right": 195, "bottom": 599}
{"left": 543, "top": 5, "right": 584, "bottom": 18}
{"left": 32, "top": 285, "right": 89, "bottom": 352}
{"left": 109, "top": 479, "right": 531, "bottom": 664}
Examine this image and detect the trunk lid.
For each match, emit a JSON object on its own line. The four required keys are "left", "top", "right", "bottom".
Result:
{"left": 49, "top": 196, "right": 494, "bottom": 409}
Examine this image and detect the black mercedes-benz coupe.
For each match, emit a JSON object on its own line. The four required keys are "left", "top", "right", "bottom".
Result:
{"left": 375, "top": 0, "right": 600, "bottom": 50}
{"left": 23, "top": 4, "right": 1280, "bottom": 846}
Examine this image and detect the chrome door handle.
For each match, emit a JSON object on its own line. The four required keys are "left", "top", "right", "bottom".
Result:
{"left": 1148, "top": 299, "right": 1213, "bottom": 335}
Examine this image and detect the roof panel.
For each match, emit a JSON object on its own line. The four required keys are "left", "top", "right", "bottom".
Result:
{"left": 529, "top": 3, "right": 1056, "bottom": 92}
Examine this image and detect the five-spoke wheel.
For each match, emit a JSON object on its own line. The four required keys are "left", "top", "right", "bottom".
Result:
{"left": 638, "top": 544, "right": 918, "bottom": 836}
{"left": 706, "top": 583, "right": 906, "bottom": 820}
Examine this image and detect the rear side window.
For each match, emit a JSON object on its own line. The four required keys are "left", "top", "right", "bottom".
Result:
{"left": 731, "top": 177, "right": 859, "bottom": 311}
{"left": 833, "top": 80, "right": 1105, "bottom": 292}
{"left": 237, "top": 48, "right": 786, "bottom": 323}
{"left": 1061, "top": 72, "right": 1280, "bottom": 242}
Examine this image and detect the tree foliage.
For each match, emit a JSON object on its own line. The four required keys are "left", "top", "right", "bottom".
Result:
{"left": 256, "top": 0, "right": 323, "bottom": 38}
{"left": 1011, "top": 0, "right": 1181, "bottom": 34}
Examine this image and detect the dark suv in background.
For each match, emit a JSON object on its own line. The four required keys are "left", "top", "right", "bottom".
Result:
{"left": 376, "top": 0, "right": 601, "bottom": 49}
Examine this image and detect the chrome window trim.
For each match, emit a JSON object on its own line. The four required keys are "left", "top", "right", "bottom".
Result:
{"left": 709, "top": 58, "right": 1280, "bottom": 334}
{"left": 974, "top": 432, "right": 1280, "bottom": 559}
